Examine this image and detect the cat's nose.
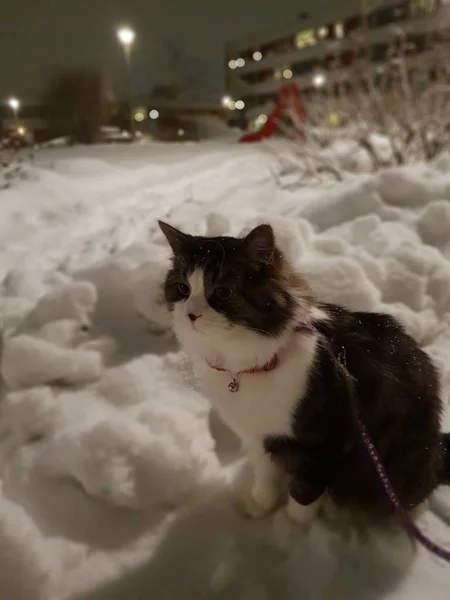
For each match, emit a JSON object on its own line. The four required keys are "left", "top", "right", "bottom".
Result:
{"left": 188, "top": 313, "right": 201, "bottom": 322}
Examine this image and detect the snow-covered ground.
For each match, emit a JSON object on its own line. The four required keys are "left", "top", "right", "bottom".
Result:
{"left": 1, "top": 139, "right": 450, "bottom": 599}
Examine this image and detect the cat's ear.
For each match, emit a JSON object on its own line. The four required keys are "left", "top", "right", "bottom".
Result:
{"left": 242, "top": 224, "right": 275, "bottom": 264}
{"left": 158, "top": 221, "right": 191, "bottom": 255}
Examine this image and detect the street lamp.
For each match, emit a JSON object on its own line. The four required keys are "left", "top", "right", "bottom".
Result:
{"left": 313, "top": 72, "right": 326, "bottom": 88}
{"left": 8, "top": 97, "right": 20, "bottom": 125}
{"left": 117, "top": 26, "right": 136, "bottom": 138}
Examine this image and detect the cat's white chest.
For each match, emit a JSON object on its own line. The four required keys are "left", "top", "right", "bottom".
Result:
{"left": 198, "top": 336, "right": 317, "bottom": 443}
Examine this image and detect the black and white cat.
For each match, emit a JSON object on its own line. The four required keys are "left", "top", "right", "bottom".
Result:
{"left": 159, "top": 220, "right": 450, "bottom": 525}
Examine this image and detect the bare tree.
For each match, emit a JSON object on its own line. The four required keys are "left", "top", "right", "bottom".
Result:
{"left": 43, "top": 67, "right": 107, "bottom": 144}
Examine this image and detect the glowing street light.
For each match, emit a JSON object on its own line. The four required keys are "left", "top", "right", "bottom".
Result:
{"left": 117, "top": 27, "right": 135, "bottom": 54}
{"left": 313, "top": 72, "right": 326, "bottom": 88}
{"left": 8, "top": 97, "right": 20, "bottom": 113}
{"left": 221, "top": 95, "right": 232, "bottom": 107}
{"left": 253, "top": 51, "right": 263, "bottom": 61}
{"left": 8, "top": 97, "right": 20, "bottom": 124}
{"left": 235, "top": 100, "right": 245, "bottom": 110}
{"left": 116, "top": 26, "right": 136, "bottom": 137}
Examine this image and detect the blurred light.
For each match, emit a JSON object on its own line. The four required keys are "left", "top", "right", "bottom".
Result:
{"left": 317, "top": 26, "right": 328, "bottom": 38}
{"left": 134, "top": 110, "right": 145, "bottom": 122}
{"left": 178, "top": 128, "right": 185, "bottom": 136}
{"left": 296, "top": 29, "right": 316, "bottom": 48}
{"left": 236, "top": 58, "right": 245, "bottom": 67}
{"left": 17, "top": 126, "right": 26, "bottom": 136}
{"left": 117, "top": 26, "right": 135, "bottom": 46}
{"left": 221, "top": 95, "right": 232, "bottom": 107}
{"left": 313, "top": 72, "right": 326, "bottom": 88}
{"left": 258, "top": 114, "right": 268, "bottom": 124}
{"left": 228, "top": 60, "right": 237, "bottom": 69}
{"left": 253, "top": 51, "right": 263, "bottom": 61}
{"left": 228, "top": 101, "right": 236, "bottom": 111}
{"left": 335, "top": 22, "right": 344, "bottom": 39}
{"left": 283, "top": 68, "right": 293, "bottom": 79}
{"left": 235, "top": 100, "right": 245, "bottom": 110}
{"left": 8, "top": 97, "right": 20, "bottom": 111}
{"left": 149, "top": 109, "right": 159, "bottom": 119}
{"left": 328, "top": 112, "right": 340, "bottom": 128}
{"left": 274, "top": 67, "right": 282, "bottom": 81}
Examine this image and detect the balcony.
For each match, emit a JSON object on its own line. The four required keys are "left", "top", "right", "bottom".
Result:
{"left": 230, "top": 43, "right": 448, "bottom": 103}
{"left": 229, "top": 11, "right": 444, "bottom": 80}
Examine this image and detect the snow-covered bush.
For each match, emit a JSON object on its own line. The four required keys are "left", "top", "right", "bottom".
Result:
{"left": 0, "top": 143, "right": 35, "bottom": 190}
{"left": 275, "top": 20, "right": 450, "bottom": 176}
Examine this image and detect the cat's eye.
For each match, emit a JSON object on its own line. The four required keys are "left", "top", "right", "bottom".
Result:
{"left": 216, "top": 286, "right": 232, "bottom": 300}
{"left": 177, "top": 283, "right": 190, "bottom": 297}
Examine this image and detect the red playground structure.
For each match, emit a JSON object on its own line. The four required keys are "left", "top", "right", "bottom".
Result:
{"left": 240, "top": 82, "right": 307, "bottom": 143}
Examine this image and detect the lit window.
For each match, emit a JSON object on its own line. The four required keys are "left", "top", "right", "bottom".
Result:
{"left": 236, "top": 58, "right": 245, "bottom": 67}
{"left": 328, "top": 112, "right": 340, "bottom": 127}
{"left": 410, "top": 0, "right": 436, "bottom": 14}
{"left": 149, "top": 109, "right": 159, "bottom": 120}
{"left": 235, "top": 100, "right": 245, "bottom": 110}
{"left": 228, "top": 60, "right": 237, "bottom": 69}
{"left": 295, "top": 29, "right": 316, "bottom": 48}
{"left": 283, "top": 68, "right": 293, "bottom": 79}
{"left": 222, "top": 97, "right": 236, "bottom": 110}
{"left": 317, "top": 26, "right": 328, "bottom": 39}
{"left": 335, "top": 22, "right": 344, "bottom": 39}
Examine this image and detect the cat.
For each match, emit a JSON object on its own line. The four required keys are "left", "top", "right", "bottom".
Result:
{"left": 159, "top": 220, "right": 450, "bottom": 525}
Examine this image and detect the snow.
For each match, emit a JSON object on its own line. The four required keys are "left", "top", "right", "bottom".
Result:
{"left": 1, "top": 140, "right": 450, "bottom": 598}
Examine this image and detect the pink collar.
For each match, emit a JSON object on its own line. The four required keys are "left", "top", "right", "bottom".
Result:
{"left": 205, "top": 322, "right": 315, "bottom": 392}
{"left": 206, "top": 354, "right": 278, "bottom": 376}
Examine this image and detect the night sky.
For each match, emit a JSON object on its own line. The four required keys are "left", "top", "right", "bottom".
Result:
{"left": 0, "top": 0, "right": 331, "bottom": 105}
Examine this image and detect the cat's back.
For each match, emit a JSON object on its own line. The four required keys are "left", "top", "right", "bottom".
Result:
{"left": 316, "top": 303, "right": 439, "bottom": 399}
{"left": 315, "top": 303, "right": 443, "bottom": 513}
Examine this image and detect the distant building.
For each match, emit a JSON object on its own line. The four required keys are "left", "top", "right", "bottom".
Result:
{"left": 132, "top": 97, "right": 226, "bottom": 141}
{"left": 225, "top": 0, "right": 450, "bottom": 127}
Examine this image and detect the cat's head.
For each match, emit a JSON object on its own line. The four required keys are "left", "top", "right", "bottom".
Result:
{"left": 159, "top": 221, "right": 312, "bottom": 368}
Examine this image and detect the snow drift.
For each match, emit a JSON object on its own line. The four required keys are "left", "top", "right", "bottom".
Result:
{"left": 0, "top": 141, "right": 449, "bottom": 599}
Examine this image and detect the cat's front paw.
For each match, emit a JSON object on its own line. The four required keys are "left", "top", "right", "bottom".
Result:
{"left": 286, "top": 494, "right": 322, "bottom": 525}
{"left": 272, "top": 496, "right": 321, "bottom": 547}
{"left": 234, "top": 483, "right": 278, "bottom": 519}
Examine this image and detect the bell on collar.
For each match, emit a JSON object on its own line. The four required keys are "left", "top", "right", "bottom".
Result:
{"left": 228, "top": 377, "right": 239, "bottom": 393}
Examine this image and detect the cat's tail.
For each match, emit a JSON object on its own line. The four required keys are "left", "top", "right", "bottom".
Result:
{"left": 440, "top": 433, "right": 450, "bottom": 485}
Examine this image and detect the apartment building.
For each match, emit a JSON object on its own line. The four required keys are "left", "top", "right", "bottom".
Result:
{"left": 225, "top": 0, "right": 450, "bottom": 126}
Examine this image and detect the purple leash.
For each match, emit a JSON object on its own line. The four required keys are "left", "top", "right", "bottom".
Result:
{"left": 334, "top": 343, "right": 450, "bottom": 563}
{"left": 357, "top": 416, "right": 450, "bottom": 562}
